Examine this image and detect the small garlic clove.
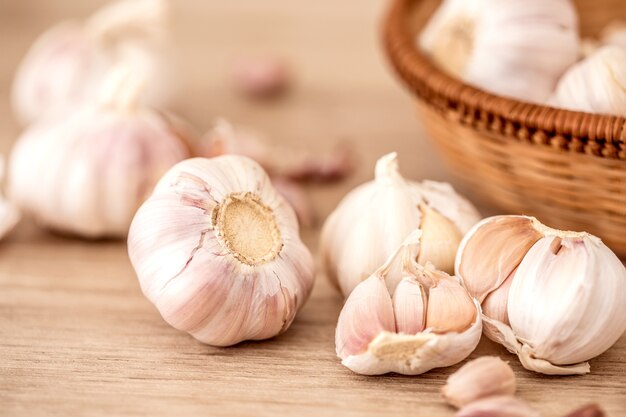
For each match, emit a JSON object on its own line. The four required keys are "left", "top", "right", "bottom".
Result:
{"left": 561, "top": 404, "right": 605, "bottom": 417}
{"left": 335, "top": 274, "right": 396, "bottom": 360}
{"left": 426, "top": 276, "right": 476, "bottom": 334}
{"left": 417, "top": 203, "right": 462, "bottom": 274}
{"left": 442, "top": 356, "right": 516, "bottom": 408}
{"left": 454, "top": 395, "right": 539, "bottom": 417}
{"left": 232, "top": 56, "right": 290, "bottom": 99}
{"left": 392, "top": 276, "right": 427, "bottom": 335}
{"left": 455, "top": 215, "right": 542, "bottom": 302}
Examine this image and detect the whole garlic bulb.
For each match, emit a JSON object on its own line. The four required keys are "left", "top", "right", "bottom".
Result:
{"left": 8, "top": 67, "right": 192, "bottom": 238}
{"left": 335, "top": 232, "right": 482, "bottom": 375}
{"left": 549, "top": 46, "right": 626, "bottom": 117}
{"left": 128, "top": 156, "right": 315, "bottom": 346}
{"left": 0, "top": 156, "right": 20, "bottom": 241}
{"left": 455, "top": 215, "right": 626, "bottom": 375}
{"left": 419, "top": 0, "right": 579, "bottom": 103}
{"left": 11, "top": 0, "right": 171, "bottom": 125}
{"left": 321, "top": 152, "right": 480, "bottom": 296}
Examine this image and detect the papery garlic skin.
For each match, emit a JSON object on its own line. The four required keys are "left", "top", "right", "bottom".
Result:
{"left": 8, "top": 68, "right": 191, "bottom": 238}
{"left": 321, "top": 152, "right": 480, "bottom": 296}
{"left": 128, "top": 156, "right": 315, "bottom": 346}
{"left": 335, "top": 234, "right": 482, "bottom": 375}
{"left": 456, "top": 215, "right": 626, "bottom": 375}
{"left": 11, "top": 0, "right": 171, "bottom": 125}
{"left": 419, "top": 0, "right": 579, "bottom": 103}
{"left": 0, "top": 156, "right": 20, "bottom": 241}
{"left": 549, "top": 46, "right": 626, "bottom": 117}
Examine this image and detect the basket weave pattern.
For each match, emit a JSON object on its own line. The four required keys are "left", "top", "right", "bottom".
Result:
{"left": 383, "top": 0, "right": 626, "bottom": 256}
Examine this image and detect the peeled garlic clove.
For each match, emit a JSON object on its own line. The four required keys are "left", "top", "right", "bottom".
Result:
{"left": 9, "top": 66, "right": 192, "bottom": 238}
{"left": 321, "top": 152, "right": 480, "bottom": 296}
{"left": 129, "top": 156, "right": 315, "bottom": 346}
{"left": 456, "top": 215, "right": 542, "bottom": 302}
{"left": 417, "top": 203, "right": 462, "bottom": 274}
{"left": 419, "top": 0, "right": 579, "bottom": 103}
{"left": 549, "top": 45, "right": 626, "bottom": 117}
{"left": 0, "top": 155, "right": 20, "bottom": 241}
{"left": 425, "top": 275, "right": 476, "bottom": 334}
{"left": 454, "top": 396, "right": 539, "bottom": 417}
{"left": 442, "top": 356, "right": 516, "bottom": 408}
{"left": 392, "top": 277, "right": 426, "bottom": 335}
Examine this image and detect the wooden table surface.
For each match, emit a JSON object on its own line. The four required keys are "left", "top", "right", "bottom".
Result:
{"left": 1, "top": 1, "right": 625, "bottom": 416}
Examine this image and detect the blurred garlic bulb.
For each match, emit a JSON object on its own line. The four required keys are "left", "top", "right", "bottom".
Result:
{"left": 0, "top": 156, "right": 20, "bottom": 241}
{"left": 549, "top": 46, "right": 626, "bottom": 117}
{"left": 12, "top": 0, "right": 171, "bottom": 125}
{"left": 128, "top": 156, "right": 315, "bottom": 346}
{"left": 601, "top": 21, "right": 626, "bottom": 49}
{"left": 419, "top": 0, "right": 579, "bottom": 103}
{"left": 335, "top": 232, "right": 481, "bottom": 375}
{"left": 456, "top": 215, "right": 626, "bottom": 375}
{"left": 321, "top": 152, "right": 480, "bottom": 296}
{"left": 9, "top": 66, "right": 192, "bottom": 238}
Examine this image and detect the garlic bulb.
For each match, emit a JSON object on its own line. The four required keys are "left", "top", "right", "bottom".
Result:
{"left": 549, "top": 46, "right": 626, "bottom": 117}
{"left": 321, "top": 152, "right": 480, "bottom": 296}
{"left": 9, "top": 67, "right": 192, "bottom": 238}
{"left": 128, "top": 156, "right": 315, "bottom": 346}
{"left": 442, "top": 356, "right": 516, "bottom": 408}
{"left": 335, "top": 232, "right": 482, "bottom": 375}
{"left": 11, "top": 0, "right": 171, "bottom": 125}
{"left": 455, "top": 215, "right": 626, "bottom": 375}
{"left": 0, "top": 156, "right": 20, "bottom": 241}
{"left": 419, "top": 0, "right": 579, "bottom": 103}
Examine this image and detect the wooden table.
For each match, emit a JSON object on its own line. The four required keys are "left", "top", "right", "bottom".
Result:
{"left": 1, "top": 1, "right": 624, "bottom": 416}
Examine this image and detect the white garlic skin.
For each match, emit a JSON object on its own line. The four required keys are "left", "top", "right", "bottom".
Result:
{"left": 549, "top": 46, "right": 626, "bottom": 117}
{"left": 321, "top": 152, "right": 480, "bottom": 296}
{"left": 419, "top": 0, "right": 579, "bottom": 103}
{"left": 8, "top": 105, "right": 190, "bottom": 238}
{"left": 11, "top": 0, "right": 171, "bottom": 125}
{"left": 128, "top": 156, "right": 315, "bottom": 346}
{"left": 456, "top": 215, "right": 626, "bottom": 375}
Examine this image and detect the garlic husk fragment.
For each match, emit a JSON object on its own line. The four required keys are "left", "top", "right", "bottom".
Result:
{"left": 335, "top": 233, "right": 481, "bottom": 375}
{"left": 456, "top": 215, "right": 626, "bottom": 375}
{"left": 442, "top": 356, "right": 516, "bottom": 408}
{"left": 549, "top": 46, "right": 626, "bottom": 117}
{"left": 11, "top": 0, "right": 171, "bottom": 125}
{"left": 0, "top": 155, "right": 20, "bottom": 241}
{"left": 128, "top": 156, "right": 315, "bottom": 346}
{"left": 321, "top": 152, "right": 480, "bottom": 296}
{"left": 454, "top": 396, "right": 539, "bottom": 417}
{"left": 419, "top": 0, "right": 579, "bottom": 103}
{"left": 9, "top": 67, "right": 191, "bottom": 238}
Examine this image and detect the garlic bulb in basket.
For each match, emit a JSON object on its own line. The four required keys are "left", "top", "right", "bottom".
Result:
{"left": 455, "top": 215, "right": 626, "bottom": 375}
{"left": 11, "top": 0, "right": 171, "bottom": 124}
{"left": 335, "top": 232, "right": 481, "bottom": 375}
{"left": 549, "top": 46, "right": 626, "bottom": 117}
{"left": 419, "top": 0, "right": 579, "bottom": 103}
{"left": 0, "top": 155, "right": 20, "bottom": 241}
{"left": 320, "top": 152, "right": 480, "bottom": 296}
{"left": 128, "top": 156, "right": 315, "bottom": 346}
{"left": 8, "top": 67, "right": 192, "bottom": 238}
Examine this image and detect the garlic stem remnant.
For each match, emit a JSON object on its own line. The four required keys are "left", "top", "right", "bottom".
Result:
{"left": 8, "top": 67, "right": 192, "bottom": 238}
{"left": 0, "top": 155, "right": 20, "bottom": 241}
{"left": 454, "top": 396, "right": 539, "bottom": 417}
{"left": 335, "top": 232, "right": 481, "bottom": 375}
{"left": 128, "top": 156, "right": 315, "bottom": 346}
{"left": 419, "top": 0, "right": 579, "bottom": 103}
{"left": 455, "top": 215, "right": 626, "bottom": 375}
{"left": 442, "top": 356, "right": 516, "bottom": 408}
{"left": 549, "top": 46, "right": 626, "bottom": 117}
{"left": 11, "top": 0, "right": 171, "bottom": 125}
{"left": 321, "top": 152, "right": 480, "bottom": 296}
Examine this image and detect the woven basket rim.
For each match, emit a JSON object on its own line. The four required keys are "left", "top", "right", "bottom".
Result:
{"left": 382, "top": 0, "right": 626, "bottom": 160}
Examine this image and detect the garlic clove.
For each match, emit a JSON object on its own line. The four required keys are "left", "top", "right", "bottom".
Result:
{"left": 454, "top": 395, "right": 539, "bottom": 417}
{"left": 561, "top": 404, "right": 605, "bottom": 417}
{"left": 426, "top": 275, "right": 476, "bottom": 334}
{"left": 482, "top": 267, "right": 515, "bottom": 325}
{"left": 455, "top": 215, "right": 542, "bottom": 302}
{"left": 417, "top": 180, "right": 482, "bottom": 234}
{"left": 392, "top": 276, "right": 426, "bottom": 335}
{"left": 335, "top": 274, "right": 396, "bottom": 359}
{"left": 417, "top": 203, "right": 462, "bottom": 274}
{"left": 442, "top": 356, "right": 516, "bottom": 408}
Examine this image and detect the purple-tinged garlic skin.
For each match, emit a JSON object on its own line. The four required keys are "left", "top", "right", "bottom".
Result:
{"left": 454, "top": 395, "right": 539, "bottom": 417}
{"left": 128, "top": 156, "right": 315, "bottom": 346}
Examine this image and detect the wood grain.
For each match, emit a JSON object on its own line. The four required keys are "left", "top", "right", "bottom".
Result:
{"left": 0, "top": 1, "right": 624, "bottom": 416}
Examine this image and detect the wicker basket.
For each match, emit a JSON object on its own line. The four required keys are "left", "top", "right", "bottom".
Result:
{"left": 383, "top": 0, "right": 626, "bottom": 257}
